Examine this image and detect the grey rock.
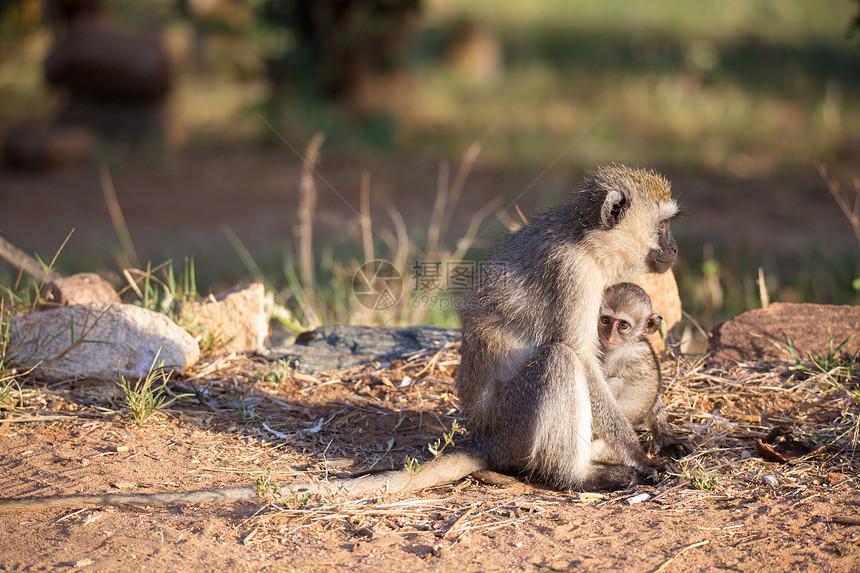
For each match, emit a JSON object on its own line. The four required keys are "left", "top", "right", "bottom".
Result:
{"left": 9, "top": 303, "right": 199, "bottom": 381}
{"left": 708, "top": 302, "right": 860, "bottom": 365}
{"left": 259, "top": 325, "right": 460, "bottom": 373}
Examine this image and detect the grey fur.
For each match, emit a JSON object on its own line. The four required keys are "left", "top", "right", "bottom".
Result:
{"left": 455, "top": 165, "right": 679, "bottom": 491}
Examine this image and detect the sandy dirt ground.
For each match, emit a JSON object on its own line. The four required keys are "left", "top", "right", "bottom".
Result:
{"left": 0, "top": 348, "right": 858, "bottom": 572}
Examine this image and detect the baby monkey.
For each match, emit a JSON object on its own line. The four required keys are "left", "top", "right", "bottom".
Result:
{"left": 598, "top": 283, "right": 688, "bottom": 459}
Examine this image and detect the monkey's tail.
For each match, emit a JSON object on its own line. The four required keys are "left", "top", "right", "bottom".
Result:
{"left": 293, "top": 449, "right": 489, "bottom": 495}
{"left": 0, "top": 450, "right": 501, "bottom": 514}
{"left": 0, "top": 485, "right": 258, "bottom": 514}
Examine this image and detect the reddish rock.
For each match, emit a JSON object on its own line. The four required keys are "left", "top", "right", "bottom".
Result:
{"left": 41, "top": 272, "right": 120, "bottom": 308}
{"left": 708, "top": 302, "right": 860, "bottom": 365}
{"left": 177, "top": 283, "right": 267, "bottom": 354}
{"left": 635, "top": 270, "right": 682, "bottom": 353}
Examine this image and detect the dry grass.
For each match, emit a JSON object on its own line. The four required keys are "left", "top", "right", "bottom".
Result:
{"left": 2, "top": 346, "right": 858, "bottom": 545}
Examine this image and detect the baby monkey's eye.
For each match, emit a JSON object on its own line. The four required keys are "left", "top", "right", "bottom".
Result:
{"left": 599, "top": 316, "right": 611, "bottom": 325}
{"left": 618, "top": 321, "right": 630, "bottom": 331}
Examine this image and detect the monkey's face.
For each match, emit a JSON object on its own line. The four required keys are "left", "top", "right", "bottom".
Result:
{"left": 644, "top": 218, "right": 677, "bottom": 273}
{"left": 582, "top": 166, "right": 679, "bottom": 280}
{"left": 598, "top": 313, "right": 636, "bottom": 350}
{"left": 599, "top": 283, "right": 663, "bottom": 350}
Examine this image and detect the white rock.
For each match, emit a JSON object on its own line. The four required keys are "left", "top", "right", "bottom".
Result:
{"left": 9, "top": 303, "right": 199, "bottom": 381}
{"left": 762, "top": 474, "right": 779, "bottom": 488}
{"left": 626, "top": 493, "right": 651, "bottom": 505}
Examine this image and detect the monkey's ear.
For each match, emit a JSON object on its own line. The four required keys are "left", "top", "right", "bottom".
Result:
{"left": 600, "top": 189, "right": 629, "bottom": 229}
{"left": 644, "top": 313, "right": 663, "bottom": 336}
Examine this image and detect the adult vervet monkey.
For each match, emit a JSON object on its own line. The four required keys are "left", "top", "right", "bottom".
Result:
{"left": 456, "top": 165, "right": 679, "bottom": 490}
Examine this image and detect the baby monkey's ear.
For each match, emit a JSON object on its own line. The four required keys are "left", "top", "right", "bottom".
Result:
{"left": 644, "top": 313, "right": 663, "bottom": 336}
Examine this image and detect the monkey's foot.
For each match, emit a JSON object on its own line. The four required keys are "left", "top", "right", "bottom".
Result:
{"left": 650, "top": 437, "right": 692, "bottom": 460}
{"left": 579, "top": 464, "right": 644, "bottom": 491}
{"left": 633, "top": 465, "right": 661, "bottom": 486}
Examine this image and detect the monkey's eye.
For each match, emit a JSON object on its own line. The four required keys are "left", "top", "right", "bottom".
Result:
{"left": 599, "top": 316, "right": 611, "bottom": 325}
{"left": 618, "top": 321, "right": 630, "bottom": 332}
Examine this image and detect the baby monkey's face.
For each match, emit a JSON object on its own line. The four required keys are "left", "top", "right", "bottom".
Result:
{"left": 598, "top": 312, "right": 636, "bottom": 351}
{"left": 598, "top": 295, "right": 662, "bottom": 352}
